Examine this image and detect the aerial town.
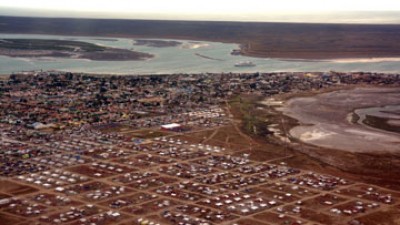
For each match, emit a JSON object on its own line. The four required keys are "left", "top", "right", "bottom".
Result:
{"left": 0, "top": 71, "right": 399, "bottom": 225}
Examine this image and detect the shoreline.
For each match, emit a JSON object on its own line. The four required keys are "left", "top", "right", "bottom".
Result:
{"left": 278, "top": 87, "right": 400, "bottom": 153}
{"left": 256, "top": 86, "right": 400, "bottom": 189}
{"left": 0, "top": 38, "right": 154, "bottom": 61}
{"left": 2, "top": 33, "right": 400, "bottom": 61}
{"left": 0, "top": 48, "right": 154, "bottom": 62}
{"left": 274, "top": 57, "right": 400, "bottom": 63}
{"left": 1, "top": 16, "right": 400, "bottom": 60}
{"left": 239, "top": 47, "right": 400, "bottom": 61}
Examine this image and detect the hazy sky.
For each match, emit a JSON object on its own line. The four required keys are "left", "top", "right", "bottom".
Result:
{"left": 1, "top": 0, "right": 400, "bottom": 23}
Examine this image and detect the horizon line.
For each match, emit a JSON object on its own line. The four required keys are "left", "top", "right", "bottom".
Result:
{"left": 1, "top": 14, "right": 400, "bottom": 26}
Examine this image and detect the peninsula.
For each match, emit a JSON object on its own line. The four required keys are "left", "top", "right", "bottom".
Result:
{"left": 1, "top": 16, "right": 400, "bottom": 60}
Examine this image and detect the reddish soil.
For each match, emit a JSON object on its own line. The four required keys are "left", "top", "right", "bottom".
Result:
{"left": 253, "top": 211, "right": 306, "bottom": 225}
{"left": 0, "top": 212, "right": 22, "bottom": 225}
{"left": 0, "top": 180, "right": 38, "bottom": 195}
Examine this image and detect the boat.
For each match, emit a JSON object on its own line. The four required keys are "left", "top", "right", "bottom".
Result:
{"left": 234, "top": 61, "right": 256, "bottom": 67}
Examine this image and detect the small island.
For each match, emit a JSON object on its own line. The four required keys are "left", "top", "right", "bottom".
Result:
{"left": 134, "top": 39, "right": 182, "bottom": 48}
{"left": 0, "top": 39, "right": 153, "bottom": 61}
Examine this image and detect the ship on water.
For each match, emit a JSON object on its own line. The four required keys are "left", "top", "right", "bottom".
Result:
{"left": 234, "top": 61, "right": 256, "bottom": 67}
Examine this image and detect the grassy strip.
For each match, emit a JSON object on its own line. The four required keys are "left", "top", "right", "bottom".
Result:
{"left": 0, "top": 39, "right": 105, "bottom": 52}
{"left": 229, "top": 95, "right": 272, "bottom": 136}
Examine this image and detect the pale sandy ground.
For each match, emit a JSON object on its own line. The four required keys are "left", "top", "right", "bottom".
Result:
{"left": 181, "top": 42, "right": 210, "bottom": 49}
{"left": 279, "top": 87, "right": 400, "bottom": 153}
{"left": 331, "top": 57, "right": 400, "bottom": 63}
{"left": 388, "top": 120, "right": 400, "bottom": 126}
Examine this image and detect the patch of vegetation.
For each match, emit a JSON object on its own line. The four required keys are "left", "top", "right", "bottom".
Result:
{"left": 0, "top": 39, "right": 106, "bottom": 52}
{"left": 350, "top": 112, "right": 360, "bottom": 124}
{"left": 129, "top": 130, "right": 169, "bottom": 139}
{"left": 229, "top": 95, "right": 272, "bottom": 136}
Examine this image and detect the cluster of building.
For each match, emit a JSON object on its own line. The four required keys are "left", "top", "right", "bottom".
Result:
{"left": 1, "top": 119, "right": 398, "bottom": 225}
{"left": 0, "top": 71, "right": 399, "bottom": 225}
{"left": 1, "top": 71, "right": 398, "bottom": 130}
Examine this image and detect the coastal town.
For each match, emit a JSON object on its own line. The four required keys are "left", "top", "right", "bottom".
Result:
{"left": 0, "top": 71, "right": 400, "bottom": 225}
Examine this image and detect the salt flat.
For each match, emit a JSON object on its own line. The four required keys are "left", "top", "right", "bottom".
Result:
{"left": 280, "top": 87, "right": 400, "bottom": 153}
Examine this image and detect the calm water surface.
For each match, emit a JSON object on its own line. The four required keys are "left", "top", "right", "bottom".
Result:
{"left": 1, "top": 33, "right": 400, "bottom": 75}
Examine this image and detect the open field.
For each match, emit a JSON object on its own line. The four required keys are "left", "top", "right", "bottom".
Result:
{"left": 0, "top": 180, "right": 38, "bottom": 195}
{"left": 1, "top": 16, "right": 400, "bottom": 59}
